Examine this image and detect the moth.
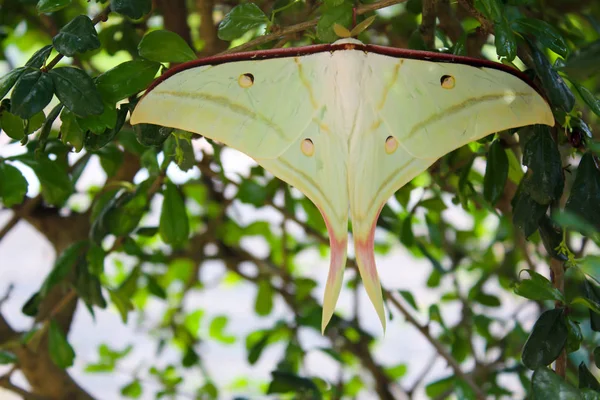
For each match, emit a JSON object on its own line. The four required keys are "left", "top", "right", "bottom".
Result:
{"left": 131, "top": 38, "right": 554, "bottom": 332}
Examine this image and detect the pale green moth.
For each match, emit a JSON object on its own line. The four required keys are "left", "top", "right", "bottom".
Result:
{"left": 131, "top": 38, "right": 554, "bottom": 332}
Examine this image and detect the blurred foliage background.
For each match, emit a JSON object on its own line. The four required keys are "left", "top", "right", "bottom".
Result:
{"left": 0, "top": 0, "right": 600, "bottom": 399}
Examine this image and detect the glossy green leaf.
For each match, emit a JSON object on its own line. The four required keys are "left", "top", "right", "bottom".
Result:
{"left": 75, "top": 256, "right": 106, "bottom": 309}
{"left": 52, "top": 15, "right": 100, "bottom": 56}
{"left": 96, "top": 59, "right": 160, "bottom": 102}
{"left": 512, "top": 190, "right": 547, "bottom": 237}
{"left": 514, "top": 270, "right": 565, "bottom": 302}
{"left": 77, "top": 102, "right": 117, "bottom": 134}
{"left": 317, "top": 3, "right": 353, "bottom": 43}
{"left": 37, "top": 0, "right": 72, "bottom": 13}
{"left": 483, "top": 139, "right": 508, "bottom": 205}
{"left": 579, "top": 362, "right": 600, "bottom": 391}
{"left": 159, "top": 182, "right": 189, "bottom": 248}
{"left": 513, "top": 18, "right": 569, "bottom": 58}
{"left": 521, "top": 126, "right": 564, "bottom": 205}
{"left": 218, "top": 3, "right": 269, "bottom": 41}
{"left": 138, "top": 30, "right": 196, "bottom": 63}
{"left": 25, "top": 45, "right": 53, "bottom": 68}
{"left": 49, "top": 67, "right": 104, "bottom": 117}
{"left": 0, "top": 111, "right": 25, "bottom": 140}
{"left": 495, "top": 17, "right": 517, "bottom": 61}
{"left": 60, "top": 108, "right": 84, "bottom": 152}
{"left": 539, "top": 215, "right": 567, "bottom": 261}
{"left": 87, "top": 242, "right": 105, "bottom": 276}
{"left": 565, "top": 153, "right": 600, "bottom": 230}
{"left": 26, "top": 110, "right": 45, "bottom": 135}
{"left": 566, "top": 319, "right": 583, "bottom": 353}
{"left": 0, "top": 163, "right": 28, "bottom": 207}
{"left": 0, "top": 67, "right": 25, "bottom": 100}
{"left": 10, "top": 69, "right": 54, "bottom": 119}
{"left": 531, "top": 367, "right": 581, "bottom": 399}
{"left": 134, "top": 123, "right": 172, "bottom": 146}
{"left": 111, "top": 0, "right": 152, "bottom": 19}
{"left": 399, "top": 290, "right": 418, "bottom": 310}
{"left": 522, "top": 308, "right": 567, "bottom": 370}
{"left": 84, "top": 105, "right": 127, "bottom": 151}
{"left": 48, "top": 319, "right": 76, "bottom": 368}
{"left": 583, "top": 277, "right": 600, "bottom": 331}
{"left": 528, "top": 39, "right": 575, "bottom": 112}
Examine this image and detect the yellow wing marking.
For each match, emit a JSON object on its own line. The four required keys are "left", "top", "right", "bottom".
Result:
{"left": 294, "top": 57, "right": 319, "bottom": 109}
{"left": 377, "top": 60, "right": 403, "bottom": 110}
{"left": 153, "top": 90, "right": 287, "bottom": 139}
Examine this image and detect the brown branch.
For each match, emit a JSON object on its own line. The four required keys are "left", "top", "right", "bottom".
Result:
{"left": 436, "top": 0, "right": 463, "bottom": 43}
{"left": 456, "top": 0, "right": 493, "bottom": 34}
{"left": 387, "top": 291, "right": 486, "bottom": 399}
{"left": 550, "top": 258, "right": 567, "bottom": 378}
{"left": 221, "top": 0, "right": 409, "bottom": 54}
{"left": 155, "top": 0, "right": 193, "bottom": 47}
{"left": 420, "top": 0, "right": 436, "bottom": 49}
{"left": 196, "top": 0, "right": 228, "bottom": 56}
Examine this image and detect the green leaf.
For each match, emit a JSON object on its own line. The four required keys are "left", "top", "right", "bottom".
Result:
{"left": 75, "top": 256, "right": 106, "bottom": 309}
{"left": 479, "top": 0, "right": 503, "bottom": 21}
{"left": 571, "top": 82, "right": 600, "bottom": 118}
{"left": 0, "top": 163, "right": 28, "bottom": 207}
{"left": 48, "top": 319, "right": 76, "bottom": 368}
{"left": 528, "top": 39, "right": 575, "bottom": 112}
{"left": 566, "top": 319, "right": 582, "bottom": 353}
{"left": 25, "top": 45, "right": 53, "bottom": 68}
{"left": 77, "top": 101, "right": 117, "bottom": 134}
{"left": 317, "top": 3, "right": 353, "bottom": 43}
{"left": 108, "top": 289, "right": 134, "bottom": 323}
{"left": 515, "top": 269, "right": 565, "bottom": 302}
{"left": 121, "top": 380, "right": 142, "bottom": 398}
{"left": 159, "top": 182, "right": 189, "bottom": 248}
{"left": 84, "top": 105, "right": 127, "bottom": 151}
{"left": 0, "top": 111, "right": 25, "bottom": 140}
{"left": 581, "top": 277, "right": 600, "bottom": 331}
{"left": 20, "top": 156, "right": 73, "bottom": 206}
{"left": 40, "top": 241, "right": 87, "bottom": 297}
{"left": 49, "top": 67, "right": 104, "bottom": 117}
{"left": 26, "top": 111, "right": 45, "bottom": 135}
{"left": 10, "top": 69, "right": 54, "bottom": 119}
{"left": 561, "top": 39, "right": 600, "bottom": 80}
{"left": 579, "top": 362, "right": 600, "bottom": 391}
{"left": 218, "top": 3, "right": 269, "bottom": 41}
{"left": 87, "top": 242, "right": 105, "bottom": 275}
{"left": 237, "top": 179, "right": 267, "bottom": 207}
{"left": 52, "top": 15, "right": 101, "bottom": 56}
{"left": 255, "top": 279, "right": 274, "bottom": 316}
{"left": 594, "top": 347, "right": 600, "bottom": 369}
{"left": 399, "top": 290, "right": 418, "bottom": 310}
{"left": 495, "top": 17, "right": 517, "bottom": 61}
{"left": 0, "top": 351, "right": 17, "bottom": 365}
{"left": 513, "top": 18, "right": 569, "bottom": 58}
{"left": 37, "top": 0, "right": 72, "bottom": 13}
{"left": 96, "top": 59, "right": 160, "bottom": 103}
{"left": 60, "top": 108, "right": 84, "bottom": 152}
{"left": 111, "top": 0, "right": 152, "bottom": 19}
{"left": 539, "top": 215, "right": 567, "bottom": 261}
{"left": 0, "top": 67, "right": 26, "bottom": 100}
{"left": 521, "top": 126, "right": 564, "bottom": 205}
{"left": 209, "top": 315, "right": 236, "bottom": 344}
{"left": 512, "top": 190, "right": 547, "bottom": 237}
{"left": 531, "top": 367, "right": 581, "bottom": 399}
{"left": 247, "top": 331, "right": 271, "bottom": 365}
{"left": 138, "top": 30, "right": 196, "bottom": 63}
{"left": 483, "top": 139, "right": 508, "bottom": 205}
{"left": 522, "top": 308, "right": 567, "bottom": 370}
{"left": 134, "top": 123, "right": 172, "bottom": 146}
{"left": 267, "top": 370, "right": 321, "bottom": 398}
{"left": 565, "top": 153, "right": 600, "bottom": 230}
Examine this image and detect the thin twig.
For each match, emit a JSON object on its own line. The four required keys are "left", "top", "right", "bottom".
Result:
{"left": 387, "top": 291, "right": 486, "bottom": 399}
{"left": 456, "top": 0, "right": 493, "bottom": 33}
{"left": 221, "top": 0, "right": 409, "bottom": 54}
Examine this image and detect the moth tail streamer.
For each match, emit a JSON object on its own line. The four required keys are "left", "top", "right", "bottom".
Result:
{"left": 321, "top": 234, "right": 348, "bottom": 333}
